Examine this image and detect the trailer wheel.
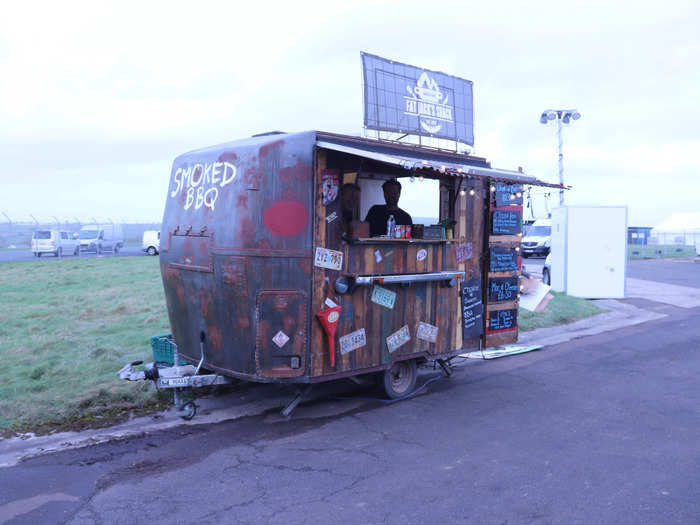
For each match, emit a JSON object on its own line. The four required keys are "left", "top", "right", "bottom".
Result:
{"left": 179, "top": 401, "right": 197, "bottom": 420}
{"left": 147, "top": 246, "right": 156, "bottom": 256}
{"left": 381, "top": 360, "right": 417, "bottom": 399}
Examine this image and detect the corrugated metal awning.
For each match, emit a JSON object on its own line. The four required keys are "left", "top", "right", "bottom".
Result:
{"left": 316, "top": 139, "right": 564, "bottom": 189}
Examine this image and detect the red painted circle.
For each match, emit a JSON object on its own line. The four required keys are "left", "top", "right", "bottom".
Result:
{"left": 263, "top": 201, "right": 308, "bottom": 236}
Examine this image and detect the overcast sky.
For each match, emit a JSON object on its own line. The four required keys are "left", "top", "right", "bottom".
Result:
{"left": 1, "top": 0, "right": 698, "bottom": 226}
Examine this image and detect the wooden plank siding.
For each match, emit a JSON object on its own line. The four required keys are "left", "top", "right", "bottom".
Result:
{"left": 310, "top": 150, "right": 486, "bottom": 377}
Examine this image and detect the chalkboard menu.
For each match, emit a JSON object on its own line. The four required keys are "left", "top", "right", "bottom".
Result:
{"left": 488, "top": 277, "right": 519, "bottom": 302}
{"left": 492, "top": 210, "right": 521, "bottom": 235}
{"left": 461, "top": 277, "right": 484, "bottom": 340}
{"left": 489, "top": 246, "right": 518, "bottom": 272}
{"left": 488, "top": 308, "right": 517, "bottom": 332}
{"left": 495, "top": 183, "right": 523, "bottom": 207}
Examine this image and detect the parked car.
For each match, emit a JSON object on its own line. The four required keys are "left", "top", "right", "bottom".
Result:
{"left": 79, "top": 223, "right": 124, "bottom": 254}
{"left": 32, "top": 230, "right": 80, "bottom": 257}
{"left": 542, "top": 253, "right": 551, "bottom": 285}
{"left": 521, "top": 218, "right": 551, "bottom": 258}
{"left": 142, "top": 230, "right": 160, "bottom": 255}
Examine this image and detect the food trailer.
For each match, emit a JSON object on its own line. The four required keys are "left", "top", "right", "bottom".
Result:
{"left": 120, "top": 130, "right": 562, "bottom": 417}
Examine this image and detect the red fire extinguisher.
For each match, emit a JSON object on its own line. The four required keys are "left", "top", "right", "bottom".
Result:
{"left": 316, "top": 306, "right": 342, "bottom": 367}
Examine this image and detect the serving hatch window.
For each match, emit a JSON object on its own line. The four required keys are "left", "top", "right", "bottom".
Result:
{"left": 357, "top": 176, "right": 439, "bottom": 227}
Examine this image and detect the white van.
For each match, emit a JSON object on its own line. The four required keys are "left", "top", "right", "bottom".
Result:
{"left": 32, "top": 230, "right": 80, "bottom": 257}
{"left": 79, "top": 224, "right": 125, "bottom": 254}
{"left": 521, "top": 218, "right": 551, "bottom": 258}
{"left": 142, "top": 230, "right": 160, "bottom": 255}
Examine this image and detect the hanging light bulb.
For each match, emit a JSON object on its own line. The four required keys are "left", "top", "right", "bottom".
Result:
{"left": 490, "top": 185, "right": 496, "bottom": 192}
{"left": 515, "top": 246, "right": 520, "bottom": 252}
{"left": 516, "top": 192, "right": 522, "bottom": 198}
{"left": 510, "top": 194, "right": 516, "bottom": 201}
{"left": 418, "top": 175, "right": 424, "bottom": 182}
{"left": 459, "top": 189, "right": 466, "bottom": 196}
{"left": 469, "top": 188, "right": 476, "bottom": 196}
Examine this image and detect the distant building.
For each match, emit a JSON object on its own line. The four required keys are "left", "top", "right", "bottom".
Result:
{"left": 628, "top": 226, "right": 652, "bottom": 245}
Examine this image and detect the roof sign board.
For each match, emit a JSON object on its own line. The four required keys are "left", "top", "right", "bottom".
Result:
{"left": 361, "top": 52, "right": 474, "bottom": 146}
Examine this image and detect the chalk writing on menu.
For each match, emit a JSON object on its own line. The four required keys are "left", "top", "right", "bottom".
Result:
{"left": 492, "top": 210, "right": 522, "bottom": 235}
{"left": 489, "top": 246, "right": 518, "bottom": 272}
{"left": 461, "top": 277, "right": 484, "bottom": 340}
{"left": 488, "top": 277, "right": 520, "bottom": 302}
{"left": 489, "top": 309, "right": 517, "bottom": 331}
{"left": 494, "top": 183, "right": 523, "bottom": 207}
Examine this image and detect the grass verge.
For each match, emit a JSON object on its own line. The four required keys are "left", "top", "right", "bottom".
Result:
{"left": 0, "top": 257, "right": 170, "bottom": 436}
{"left": 519, "top": 291, "right": 604, "bottom": 332}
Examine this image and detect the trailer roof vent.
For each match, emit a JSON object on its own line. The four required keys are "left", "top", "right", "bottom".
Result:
{"left": 251, "top": 131, "right": 286, "bottom": 137}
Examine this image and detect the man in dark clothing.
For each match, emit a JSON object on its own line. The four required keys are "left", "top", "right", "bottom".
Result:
{"left": 364, "top": 179, "right": 412, "bottom": 237}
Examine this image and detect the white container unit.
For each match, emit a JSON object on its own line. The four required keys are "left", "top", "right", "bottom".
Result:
{"left": 550, "top": 206, "right": 627, "bottom": 299}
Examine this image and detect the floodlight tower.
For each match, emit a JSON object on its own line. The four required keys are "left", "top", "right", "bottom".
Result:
{"left": 540, "top": 109, "right": 581, "bottom": 206}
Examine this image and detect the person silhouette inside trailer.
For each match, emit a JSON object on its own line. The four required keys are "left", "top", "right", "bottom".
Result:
{"left": 364, "top": 178, "right": 413, "bottom": 237}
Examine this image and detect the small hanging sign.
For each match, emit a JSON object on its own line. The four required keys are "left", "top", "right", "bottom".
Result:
{"left": 416, "top": 322, "right": 438, "bottom": 343}
{"left": 455, "top": 242, "right": 473, "bottom": 263}
{"left": 488, "top": 277, "right": 519, "bottom": 302}
{"left": 371, "top": 285, "right": 396, "bottom": 309}
{"left": 461, "top": 277, "right": 484, "bottom": 340}
{"left": 321, "top": 168, "right": 340, "bottom": 205}
{"left": 488, "top": 308, "right": 517, "bottom": 332}
{"left": 386, "top": 325, "right": 411, "bottom": 353}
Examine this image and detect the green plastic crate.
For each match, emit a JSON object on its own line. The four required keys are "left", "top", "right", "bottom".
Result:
{"left": 150, "top": 334, "right": 187, "bottom": 366}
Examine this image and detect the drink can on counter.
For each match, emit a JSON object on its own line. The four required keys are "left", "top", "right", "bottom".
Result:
{"left": 405, "top": 225, "right": 412, "bottom": 238}
{"left": 395, "top": 225, "right": 403, "bottom": 238}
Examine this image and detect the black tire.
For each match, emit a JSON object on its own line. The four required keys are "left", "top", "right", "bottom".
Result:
{"left": 73, "top": 246, "right": 79, "bottom": 256}
{"left": 37, "top": 252, "right": 42, "bottom": 257}
{"left": 114, "top": 244, "right": 120, "bottom": 255}
{"left": 179, "top": 401, "right": 197, "bottom": 420}
{"left": 542, "top": 267, "right": 551, "bottom": 286}
{"left": 147, "top": 246, "right": 157, "bottom": 256}
{"left": 97, "top": 244, "right": 102, "bottom": 255}
{"left": 381, "top": 360, "right": 417, "bottom": 399}
{"left": 57, "top": 248, "right": 62, "bottom": 258}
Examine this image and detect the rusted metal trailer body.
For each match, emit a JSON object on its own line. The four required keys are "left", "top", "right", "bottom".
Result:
{"left": 160, "top": 130, "right": 558, "bottom": 390}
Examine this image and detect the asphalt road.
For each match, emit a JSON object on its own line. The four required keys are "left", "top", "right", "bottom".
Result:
{"left": 0, "top": 245, "right": 147, "bottom": 262}
{"left": 3, "top": 298, "right": 700, "bottom": 523}
{"left": 628, "top": 258, "right": 700, "bottom": 288}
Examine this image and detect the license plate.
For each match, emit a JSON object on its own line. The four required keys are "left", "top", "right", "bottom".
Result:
{"left": 314, "top": 247, "right": 343, "bottom": 271}
{"left": 339, "top": 328, "right": 367, "bottom": 354}
{"left": 371, "top": 285, "right": 396, "bottom": 309}
{"left": 417, "top": 322, "right": 439, "bottom": 343}
{"left": 386, "top": 325, "right": 411, "bottom": 353}
{"left": 160, "top": 377, "right": 190, "bottom": 387}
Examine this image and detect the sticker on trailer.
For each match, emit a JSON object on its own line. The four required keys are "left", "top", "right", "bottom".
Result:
{"left": 314, "top": 247, "right": 343, "bottom": 270}
{"left": 325, "top": 297, "right": 339, "bottom": 308}
{"left": 416, "top": 322, "right": 439, "bottom": 343}
{"left": 321, "top": 169, "right": 339, "bottom": 205}
{"left": 417, "top": 249, "right": 427, "bottom": 261}
{"left": 371, "top": 285, "right": 396, "bottom": 309}
{"left": 455, "top": 242, "right": 473, "bottom": 263}
{"left": 375, "top": 249, "right": 383, "bottom": 263}
{"left": 340, "top": 328, "right": 367, "bottom": 354}
{"left": 326, "top": 211, "right": 338, "bottom": 223}
{"left": 386, "top": 325, "right": 411, "bottom": 353}
{"left": 272, "top": 330, "right": 290, "bottom": 348}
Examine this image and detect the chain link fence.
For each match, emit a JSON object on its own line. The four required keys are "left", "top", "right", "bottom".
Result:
{"left": 629, "top": 231, "right": 700, "bottom": 259}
